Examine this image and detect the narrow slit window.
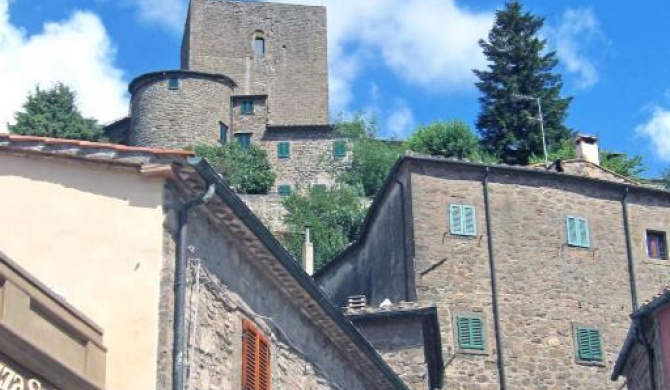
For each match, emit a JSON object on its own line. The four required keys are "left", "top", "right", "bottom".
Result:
{"left": 219, "top": 122, "right": 228, "bottom": 144}
{"left": 253, "top": 33, "right": 265, "bottom": 57}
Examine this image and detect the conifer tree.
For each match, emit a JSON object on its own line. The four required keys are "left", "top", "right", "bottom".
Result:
{"left": 474, "top": 1, "right": 572, "bottom": 165}
{"left": 9, "top": 83, "right": 101, "bottom": 141}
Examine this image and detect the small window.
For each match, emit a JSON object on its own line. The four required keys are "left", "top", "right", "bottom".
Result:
{"left": 647, "top": 231, "right": 668, "bottom": 260}
{"left": 332, "top": 140, "right": 347, "bottom": 158}
{"left": 312, "top": 184, "right": 327, "bottom": 193}
{"left": 241, "top": 99, "right": 254, "bottom": 115}
{"left": 456, "top": 315, "right": 485, "bottom": 351}
{"left": 219, "top": 122, "right": 228, "bottom": 144}
{"left": 168, "top": 77, "right": 179, "bottom": 90}
{"left": 566, "top": 216, "right": 590, "bottom": 248}
{"left": 253, "top": 32, "right": 265, "bottom": 57}
{"left": 278, "top": 184, "right": 292, "bottom": 197}
{"left": 277, "top": 142, "right": 290, "bottom": 159}
{"left": 449, "top": 204, "right": 476, "bottom": 236}
{"left": 574, "top": 326, "right": 603, "bottom": 363}
{"left": 241, "top": 320, "right": 271, "bottom": 390}
{"left": 235, "top": 133, "right": 252, "bottom": 149}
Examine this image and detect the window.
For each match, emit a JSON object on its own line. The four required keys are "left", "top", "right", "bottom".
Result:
{"left": 277, "top": 142, "right": 290, "bottom": 159}
{"left": 241, "top": 99, "right": 254, "bottom": 115}
{"left": 449, "top": 204, "right": 476, "bottom": 236}
{"left": 647, "top": 230, "right": 668, "bottom": 260}
{"left": 566, "top": 216, "right": 590, "bottom": 248}
{"left": 312, "top": 184, "right": 327, "bottom": 192}
{"left": 219, "top": 122, "right": 228, "bottom": 144}
{"left": 574, "top": 326, "right": 603, "bottom": 363}
{"left": 235, "top": 133, "right": 252, "bottom": 149}
{"left": 242, "top": 320, "right": 271, "bottom": 390}
{"left": 456, "top": 315, "right": 485, "bottom": 351}
{"left": 277, "top": 184, "right": 292, "bottom": 197}
{"left": 253, "top": 31, "right": 265, "bottom": 57}
{"left": 332, "top": 140, "right": 347, "bottom": 158}
{"left": 168, "top": 77, "right": 179, "bottom": 90}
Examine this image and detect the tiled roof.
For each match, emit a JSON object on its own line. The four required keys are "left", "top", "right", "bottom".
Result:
{"left": 344, "top": 300, "right": 436, "bottom": 317}
{"left": 0, "top": 134, "right": 193, "bottom": 165}
{"left": 633, "top": 286, "right": 670, "bottom": 318}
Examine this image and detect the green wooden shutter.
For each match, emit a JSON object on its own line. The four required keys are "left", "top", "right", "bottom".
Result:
{"left": 333, "top": 140, "right": 346, "bottom": 158}
{"left": 589, "top": 329, "right": 602, "bottom": 361}
{"left": 463, "top": 205, "right": 476, "bottom": 236}
{"left": 278, "top": 185, "right": 291, "bottom": 196}
{"left": 457, "top": 316, "right": 471, "bottom": 348}
{"left": 457, "top": 316, "right": 485, "bottom": 350}
{"left": 470, "top": 317, "right": 484, "bottom": 349}
{"left": 578, "top": 218, "right": 590, "bottom": 248}
{"left": 449, "top": 205, "right": 463, "bottom": 235}
{"left": 566, "top": 216, "right": 579, "bottom": 246}
{"left": 277, "top": 142, "right": 290, "bottom": 158}
{"left": 576, "top": 327, "right": 602, "bottom": 361}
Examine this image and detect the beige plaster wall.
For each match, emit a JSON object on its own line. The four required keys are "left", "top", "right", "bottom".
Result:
{"left": 0, "top": 154, "right": 165, "bottom": 390}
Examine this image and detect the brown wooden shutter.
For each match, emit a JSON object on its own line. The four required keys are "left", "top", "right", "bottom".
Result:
{"left": 241, "top": 320, "right": 271, "bottom": 390}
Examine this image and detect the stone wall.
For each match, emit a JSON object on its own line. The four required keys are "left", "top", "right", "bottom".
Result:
{"left": 238, "top": 194, "right": 287, "bottom": 233}
{"left": 130, "top": 71, "right": 234, "bottom": 149}
{"left": 158, "top": 185, "right": 374, "bottom": 390}
{"left": 183, "top": 0, "right": 328, "bottom": 126}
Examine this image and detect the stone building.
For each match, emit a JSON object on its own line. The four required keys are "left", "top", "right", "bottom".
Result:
{"left": 0, "top": 134, "right": 408, "bottom": 390}
{"left": 315, "top": 140, "right": 670, "bottom": 389}
{"left": 612, "top": 288, "right": 670, "bottom": 389}
{"left": 108, "top": 0, "right": 347, "bottom": 196}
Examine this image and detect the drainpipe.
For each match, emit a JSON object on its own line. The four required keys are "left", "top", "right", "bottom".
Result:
{"left": 634, "top": 317, "right": 657, "bottom": 390}
{"left": 394, "top": 177, "right": 412, "bottom": 302}
{"left": 173, "top": 183, "right": 216, "bottom": 390}
{"left": 483, "top": 167, "right": 507, "bottom": 390}
{"left": 622, "top": 187, "right": 638, "bottom": 310}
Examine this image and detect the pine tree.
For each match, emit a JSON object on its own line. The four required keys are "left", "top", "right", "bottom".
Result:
{"left": 474, "top": 1, "right": 573, "bottom": 165}
{"left": 9, "top": 83, "right": 101, "bottom": 141}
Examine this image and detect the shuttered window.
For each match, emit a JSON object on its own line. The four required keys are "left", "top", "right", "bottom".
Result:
{"left": 575, "top": 326, "right": 602, "bottom": 362}
{"left": 456, "top": 315, "right": 485, "bottom": 350}
{"left": 332, "top": 140, "right": 347, "bottom": 158}
{"left": 277, "top": 142, "right": 290, "bottom": 159}
{"left": 277, "top": 184, "right": 291, "bottom": 197}
{"left": 242, "top": 320, "right": 271, "bottom": 390}
{"left": 168, "top": 77, "right": 179, "bottom": 90}
{"left": 449, "top": 204, "right": 476, "bottom": 236}
{"left": 566, "top": 216, "right": 590, "bottom": 248}
{"left": 241, "top": 99, "right": 254, "bottom": 115}
{"left": 235, "top": 133, "right": 252, "bottom": 149}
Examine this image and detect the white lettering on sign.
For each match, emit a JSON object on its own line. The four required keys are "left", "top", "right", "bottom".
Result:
{"left": 0, "top": 359, "right": 57, "bottom": 390}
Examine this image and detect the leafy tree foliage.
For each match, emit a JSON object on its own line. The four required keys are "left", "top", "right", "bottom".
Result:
{"left": 335, "top": 113, "right": 406, "bottom": 197}
{"left": 283, "top": 185, "right": 366, "bottom": 269}
{"left": 9, "top": 83, "right": 101, "bottom": 140}
{"left": 407, "top": 120, "right": 480, "bottom": 159}
{"left": 474, "top": 1, "right": 573, "bottom": 165}
{"left": 194, "top": 143, "right": 276, "bottom": 194}
{"left": 600, "top": 152, "right": 645, "bottom": 178}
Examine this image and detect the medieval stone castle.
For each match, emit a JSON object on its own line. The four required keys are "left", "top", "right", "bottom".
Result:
{"left": 89, "top": 0, "right": 670, "bottom": 388}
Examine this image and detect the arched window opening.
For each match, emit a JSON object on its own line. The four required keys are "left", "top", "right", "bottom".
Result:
{"left": 253, "top": 31, "right": 265, "bottom": 57}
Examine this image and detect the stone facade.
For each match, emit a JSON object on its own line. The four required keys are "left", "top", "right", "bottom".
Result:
{"left": 129, "top": 71, "right": 235, "bottom": 148}
{"left": 316, "top": 156, "right": 670, "bottom": 389}
{"left": 182, "top": 0, "right": 329, "bottom": 126}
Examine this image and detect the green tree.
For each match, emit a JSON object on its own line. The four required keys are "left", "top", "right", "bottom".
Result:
{"left": 407, "top": 120, "right": 481, "bottom": 159}
{"left": 474, "top": 1, "right": 573, "bottom": 165}
{"left": 335, "top": 113, "right": 406, "bottom": 197}
{"left": 9, "top": 83, "right": 101, "bottom": 140}
{"left": 600, "top": 152, "right": 645, "bottom": 178}
{"left": 194, "top": 143, "right": 276, "bottom": 194}
{"left": 283, "top": 185, "right": 366, "bottom": 269}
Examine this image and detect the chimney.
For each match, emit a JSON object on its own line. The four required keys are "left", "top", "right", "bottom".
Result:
{"left": 302, "top": 227, "right": 314, "bottom": 275}
{"left": 575, "top": 134, "right": 600, "bottom": 165}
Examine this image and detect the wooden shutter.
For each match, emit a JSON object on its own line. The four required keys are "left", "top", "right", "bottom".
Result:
{"left": 333, "top": 140, "right": 346, "bottom": 158}
{"left": 449, "top": 205, "right": 463, "bottom": 235}
{"left": 470, "top": 317, "right": 484, "bottom": 349}
{"left": 456, "top": 316, "right": 471, "bottom": 348}
{"left": 463, "top": 205, "right": 476, "bottom": 236}
{"left": 277, "top": 142, "right": 290, "bottom": 158}
{"left": 578, "top": 218, "right": 590, "bottom": 247}
{"left": 456, "top": 315, "right": 485, "bottom": 350}
{"left": 242, "top": 321, "right": 271, "bottom": 390}
{"left": 566, "top": 216, "right": 578, "bottom": 246}
{"left": 576, "top": 326, "right": 602, "bottom": 362}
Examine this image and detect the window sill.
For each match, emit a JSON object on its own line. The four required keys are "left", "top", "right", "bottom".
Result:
{"left": 644, "top": 258, "right": 670, "bottom": 266}
{"left": 575, "top": 360, "right": 605, "bottom": 367}
{"left": 457, "top": 348, "right": 488, "bottom": 356}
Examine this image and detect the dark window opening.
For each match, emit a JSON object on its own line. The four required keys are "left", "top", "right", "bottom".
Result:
{"left": 168, "top": 77, "right": 179, "bottom": 90}
{"left": 241, "top": 99, "right": 254, "bottom": 115}
{"left": 253, "top": 36, "right": 265, "bottom": 57}
{"left": 219, "top": 122, "right": 228, "bottom": 144}
{"left": 235, "top": 133, "right": 252, "bottom": 149}
{"left": 647, "top": 230, "right": 668, "bottom": 260}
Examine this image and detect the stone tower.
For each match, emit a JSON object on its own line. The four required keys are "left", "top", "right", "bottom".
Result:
{"left": 181, "top": 0, "right": 329, "bottom": 127}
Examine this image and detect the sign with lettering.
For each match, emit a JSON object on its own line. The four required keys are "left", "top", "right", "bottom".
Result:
{"left": 0, "top": 354, "right": 58, "bottom": 390}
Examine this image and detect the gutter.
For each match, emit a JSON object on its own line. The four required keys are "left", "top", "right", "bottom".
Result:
{"left": 622, "top": 187, "right": 638, "bottom": 310}
{"left": 483, "top": 167, "right": 507, "bottom": 390}
{"left": 187, "top": 157, "right": 410, "bottom": 390}
{"left": 173, "top": 183, "right": 216, "bottom": 390}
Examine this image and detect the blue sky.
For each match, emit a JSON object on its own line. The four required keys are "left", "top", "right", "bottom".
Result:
{"left": 2, "top": 0, "right": 670, "bottom": 176}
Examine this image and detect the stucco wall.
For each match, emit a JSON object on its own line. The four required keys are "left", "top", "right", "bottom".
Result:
{"left": 0, "top": 154, "right": 165, "bottom": 390}
{"left": 157, "top": 186, "right": 374, "bottom": 390}
{"left": 317, "top": 170, "right": 413, "bottom": 307}
{"left": 182, "top": 0, "right": 328, "bottom": 126}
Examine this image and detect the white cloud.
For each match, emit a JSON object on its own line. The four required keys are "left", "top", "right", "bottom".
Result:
{"left": 551, "top": 8, "right": 604, "bottom": 89}
{"left": 124, "top": 0, "right": 187, "bottom": 34}
{"left": 385, "top": 100, "right": 415, "bottom": 139}
{"left": 637, "top": 106, "right": 670, "bottom": 161}
{"left": 271, "top": 0, "right": 494, "bottom": 114}
{"left": 0, "top": 0, "right": 128, "bottom": 131}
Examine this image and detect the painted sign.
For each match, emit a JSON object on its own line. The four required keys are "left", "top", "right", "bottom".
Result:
{"left": 0, "top": 356, "right": 57, "bottom": 390}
